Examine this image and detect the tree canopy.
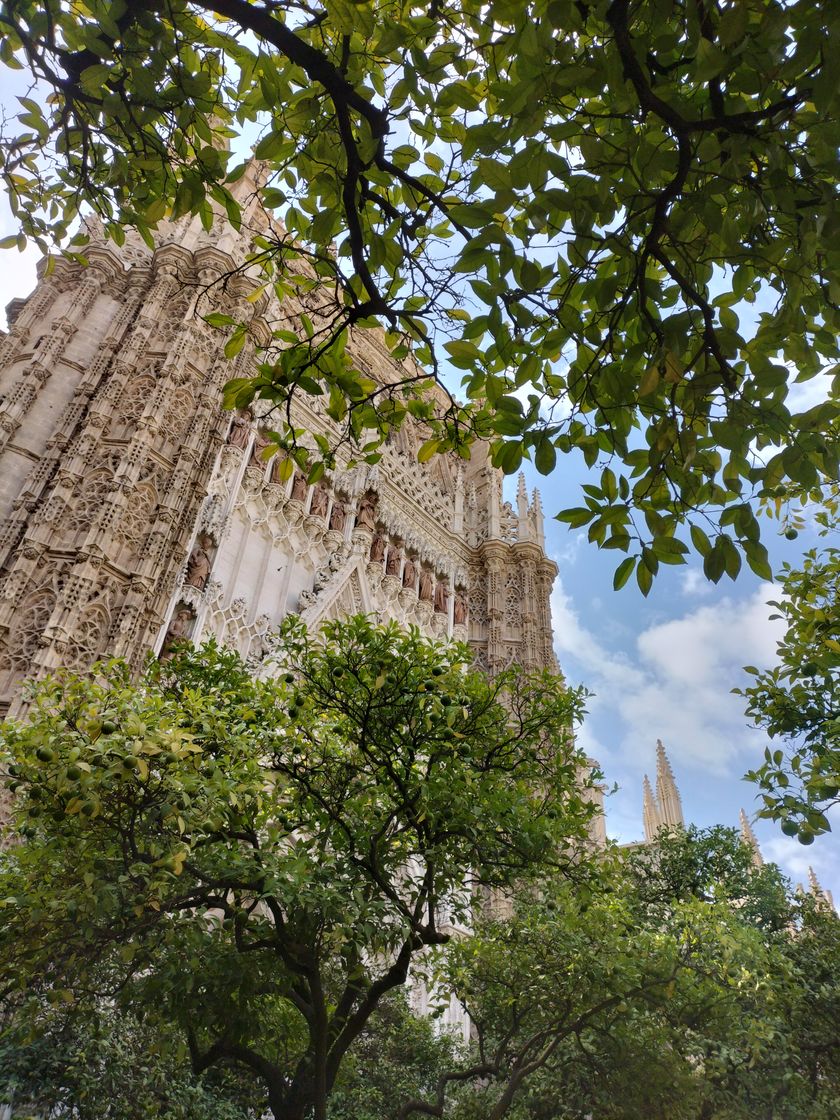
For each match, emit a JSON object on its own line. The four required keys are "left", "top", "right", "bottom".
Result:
{"left": 0, "top": 617, "right": 591, "bottom": 1120}
{"left": 742, "top": 502, "right": 840, "bottom": 842}
{"left": 0, "top": 1003, "right": 260, "bottom": 1120}
{"left": 399, "top": 827, "right": 840, "bottom": 1120}
{"left": 2, "top": 0, "right": 839, "bottom": 590}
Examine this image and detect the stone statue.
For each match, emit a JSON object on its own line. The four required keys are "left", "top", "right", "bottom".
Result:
{"left": 418, "top": 569, "right": 434, "bottom": 603}
{"left": 386, "top": 546, "right": 402, "bottom": 577}
{"left": 227, "top": 410, "right": 251, "bottom": 450}
{"left": 290, "top": 472, "right": 307, "bottom": 502}
{"left": 402, "top": 555, "right": 416, "bottom": 588}
{"left": 356, "top": 490, "right": 377, "bottom": 531}
{"left": 313, "top": 548, "right": 345, "bottom": 593}
{"left": 454, "top": 589, "right": 468, "bottom": 625}
{"left": 185, "top": 532, "right": 213, "bottom": 589}
{"left": 434, "top": 580, "right": 449, "bottom": 614}
{"left": 250, "top": 427, "right": 271, "bottom": 468}
{"left": 309, "top": 482, "right": 329, "bottom": 518}
{"left": 161, "top": 605, "right": 195, "bottom": 657}
{"left": 370, "top": 534, "right": 386, "bottom": 563}
{"left": 329, "top": 501, "right": 346, "bottom": 532}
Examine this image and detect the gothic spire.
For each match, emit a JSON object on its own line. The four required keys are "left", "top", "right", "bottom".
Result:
{"left": 808, "top": 867, "right": 835, "bottom": 910}
{"left": 738, "top": 808, "right": 764, "bottom": 868}
{"left": 516, "top": 472, "right": 530, "bottom": 541}
{"left": 655, "top": 739, "right": 684, "bottom": 829}
{"left": 642, "top": 774, "right": 659, "bottom": 842}
{"left": 531, "top": 487, "right": 545, "bottom": 548}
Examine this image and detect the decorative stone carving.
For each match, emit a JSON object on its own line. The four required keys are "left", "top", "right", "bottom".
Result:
{"left": 0, "top": 205, "right": 561, "bottom": 747}
{"left": 161, "top": 604, "right": 196, "bottom": 658}
{"left": 355, "top": 490, "right": 377, "bottom": 531}
{"left": 434, "top": 579, "right": 449, "bottom": 614}
{"left": 402, "top": 555, "right": 417, "bottom": 589}
{"left": 65, "top": 603, "right": 111, "bottom": 670}
{"left": 370, "top": 533, "right": 386, "bottom": 563}
{"left": 310, "top": 483, "right": 329, "bottom": 519}
{"left": 454, "top": 589, "right": 468, "bottom": 625}
{"left": 0, "top": 588, "right": 56, "bottom": 672}
{"left": 290, "top": 472, "right": 307, "bottom": 502}
{"left": 250, "top": 428, "right": 271, "bottom": 468}
{"left": 419, "top": 568, "right": 434, "bottom": 603}
{"left": 185, "top": 532, "right": 214, "bottom": 589}
{"left": 385, "top": 545, "right": 402, "bottom": 578}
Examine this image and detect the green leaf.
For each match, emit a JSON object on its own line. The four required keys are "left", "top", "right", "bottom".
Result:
{"left": 636, "top": 560, "right": 653, "bottom": 596}
{"left": 690, "top": 525, "right": 712, "bottom": 558}
{"left": 703, "top": 544, "right": 726, "bottom": 584}
{"left": 418, "top": 439, "right": 440, "bottom": 463}
{"left": 535, "top": 438, "right": 557, "bottom": 474}
{"left": 613, "top": 556, "right": 636, "bottom": 591}
{"left": 556, "top": 507, "right": 596, "bottom": 528}
{"left": 743, "top": 541, "right": 772, "bottom": 581}
{"left": 224, "top": 327, "right": 247, "bottom": 359}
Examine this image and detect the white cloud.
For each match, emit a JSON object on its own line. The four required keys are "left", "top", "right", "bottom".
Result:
{"left": 551, "top": 578, "right": 786, "bottom": 783}
{"left": 680, "top": 567, "right": 715, "bottom": 597}
{"left": 786, "top": 369, "right": 833, "bottom": 414}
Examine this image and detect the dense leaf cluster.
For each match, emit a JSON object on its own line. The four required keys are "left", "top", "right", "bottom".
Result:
{"left": 0, "top": 1005, "right": 257, "bottom": 1120}
{"left": 2, "top": 0, "right": 839, "bottom": 587}
{"left": 402, "top": 827, "right": 840, "bottom": 1120}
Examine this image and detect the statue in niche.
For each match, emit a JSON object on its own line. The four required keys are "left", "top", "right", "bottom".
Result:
{"left": 250, "top": 428, "right": 272, "bottom": 468}
{"left": 418, "top": 569, "right": 434, "bottom": 603}
{"left": 161, "top": 605, "right": 195, "bottom": 658}
{"left": 370, "top": 534, "right": 386, "bottom": 563}
{"left": 290, "top": 472, "right": 308, "bottom": 502}
{"left": 454, "top": 590, "right": 468, "bottom": 625}
{"left": 309, "top": 483, "right": 329, "bottom": 518}
{"left": 402, "top": 555, "right": 416, "bottom": 588}
{"left": 185, "top": 532, "right": 214, "bottom": 589}
{"left": 329, "top": 501, "right": 346, "bottom": 532}
{"left": 386, "top": 546, "right": 402, "bottom": 577}
{"left": 356, "top": 490, "right": 377, "bottom": 531}
{"left": 434, "top": 580, "right": 449, "bottom": 614}
{"left": 227, "top": 410, "right": 252, "bottom": 450}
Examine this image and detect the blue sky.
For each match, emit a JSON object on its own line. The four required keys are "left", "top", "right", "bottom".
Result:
{"left": 1, "top": 58, "right": 837, "bottom": 903}
{"left": 523, "top": 447, "right": 840, "bottom": 900}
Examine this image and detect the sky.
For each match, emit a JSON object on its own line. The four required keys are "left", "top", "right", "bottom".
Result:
{"left": 0, "top": 67, "right": 837, "bottom": 904}
{"left": 528, "top": 440, "right": 840, "bottom": 900}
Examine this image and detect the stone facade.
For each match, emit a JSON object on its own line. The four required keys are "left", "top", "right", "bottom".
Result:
{"left": 0, "top": 173, "right": 562, "bottom": 732}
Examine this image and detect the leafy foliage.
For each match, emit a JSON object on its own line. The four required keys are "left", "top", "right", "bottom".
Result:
{"left": 399, "top": 828, "right": 840, "bottom": 1120}
{"left": 2, "top": 0, "right": 839, "bottom": 587}
{"left": 741, "top": 507, "right": 840, "bottom": 842}
{"left": 0, "top": 1004, "right": 256, "bottom": 1120}
{"left": 0, "top": 616, "right": 590, "bottom": 1120}
{"left": 328, "top": 993, "right": 463, "bottom": 1120}
{"left": 626, "top": 823, "right": 790, "bottom": 927}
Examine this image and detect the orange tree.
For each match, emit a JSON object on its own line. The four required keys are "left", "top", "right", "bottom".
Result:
{"left": 0, "top": 616, "right": 591, "bottom": 1120}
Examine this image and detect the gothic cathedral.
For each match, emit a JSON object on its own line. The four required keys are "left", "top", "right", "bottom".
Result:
{"left": 0, "top": 174, "right": 559, "bottom": 730}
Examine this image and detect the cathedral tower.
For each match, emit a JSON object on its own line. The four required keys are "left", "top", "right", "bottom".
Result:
{"left": 641, "top": 740, "right": 685, "bottom": 841}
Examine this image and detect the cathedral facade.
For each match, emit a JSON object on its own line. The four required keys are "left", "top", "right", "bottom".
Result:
{"left": 0, "top": 181, "right": 559, "bottom": 730}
